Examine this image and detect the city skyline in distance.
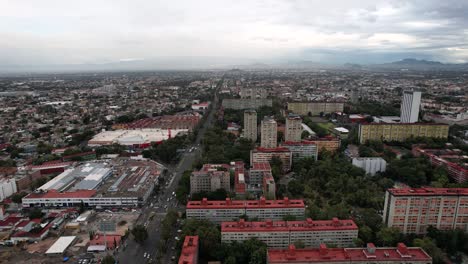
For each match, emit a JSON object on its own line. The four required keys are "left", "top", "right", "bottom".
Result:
{"left": 1, "top": 0, "right": 468, "bottom": 72}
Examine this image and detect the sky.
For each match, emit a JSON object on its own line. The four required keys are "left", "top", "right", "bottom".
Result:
{"left": 1, "top": 0, "right": 468, "bottom": 70}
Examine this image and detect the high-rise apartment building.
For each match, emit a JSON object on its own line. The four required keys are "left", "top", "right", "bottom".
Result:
{"left": 244, "top": 110, "right": 258, "bottom": 142}
{"left": 261, "top": 116, "right": 277, "bottom": 148}
{"left": 383, "top": 188, "right": 468, "bottom": 234}
{"left": 400, "top": 91, "right": 421, "bottom": 123}
{"left": 285, "top": 115, "right": 302, "bottom": 142}
{"left": 267, "top": 243, "right": 432, "bottom": 264}
{"left": 221, "top": 218, "right": 358, "bottom": 248}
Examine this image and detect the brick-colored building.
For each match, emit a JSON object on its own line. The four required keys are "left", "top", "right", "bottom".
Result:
{"left": 307, "top": 137, "right": 340, "bottom": 154}
{"left": 178, "top": 236, "right": 199, "bottom": 264}
{"left": 251, "top": 147, "right": 292, "bottom": 172}
{"left": 383, "top": 188, "right": 468, "bottom": 234}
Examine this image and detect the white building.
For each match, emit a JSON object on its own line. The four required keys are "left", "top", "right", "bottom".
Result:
{"left": 400, "top": 91, "right": 421, "bottom": 123}
{"left": 261, "top": 117, "right": 277, "bottom": 148}
{"left": 352, "top": 157, "right": 387, "bottom": 176}
{"left": 0, "top": 178, "right": 17, "bottom": 202}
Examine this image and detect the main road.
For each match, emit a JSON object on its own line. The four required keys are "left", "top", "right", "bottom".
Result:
{"left": 117, "top": 79, "right": 221, "bottom": 264}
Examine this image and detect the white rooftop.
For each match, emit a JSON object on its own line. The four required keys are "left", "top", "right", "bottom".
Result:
{"left": 88, "top": 129, "right": 188, "bottom": 146}
{"left": 46, "top": 236, "right": 76, "bottom": 254}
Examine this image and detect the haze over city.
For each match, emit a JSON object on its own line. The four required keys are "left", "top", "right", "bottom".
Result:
{"left": 1, "top": 0, "right": 468, "bottom": 72}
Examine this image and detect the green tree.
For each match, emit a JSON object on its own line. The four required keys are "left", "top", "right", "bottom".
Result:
{"left": 376, "top": 227, "right": 402, "bottom": 246}
{"left": 101, "top": 255, "right": 115, "bottom": 264}
{"left": 287, "top": 180, "right": 304, "bottom": 197}
{"left": 11, "top": 192, "right": 27, "bottom": 204}
{"left": 413, "top": 237, "right": 445, "bottom": 264}
{"left": 28, "top": 208, "right": 44, "bottom": 219}
{"left": 131, "top": 225, "right": 148, "bottom": 244}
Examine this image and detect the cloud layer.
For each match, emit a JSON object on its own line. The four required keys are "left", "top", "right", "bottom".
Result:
{"left": 1, "top": 0, "right": 468, "bottom": 67}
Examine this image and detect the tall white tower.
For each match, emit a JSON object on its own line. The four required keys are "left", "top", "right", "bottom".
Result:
{"left": 261, "top": 116, "right": 277, "bottom": 148}
{"left": 400, "top": 91, "right": 421, "bottom": 123}
{"left": 243, "top": 110, "right": 257, "bottom": 142}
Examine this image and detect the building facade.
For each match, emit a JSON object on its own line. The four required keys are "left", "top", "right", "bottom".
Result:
{"left": 307, "top": 137, "right": 340, "bottom": 153}
{"left": 261, "top": 117, "right": 278, "bottom": 148}
{"left": 222, "top": 218, "right": 358, "bottom": 248}
{"left": 358, "top": 123, "right": 449, "bottom": 144}
{"left": 400, "top": 91, "right": 421, "bottom": 123}
{"left": 244, "top": 110, "right": 258, "bottom": 143}
{"left": 267, "top": 243, "right": 432, "bottom": 264}
{"left": 190, "top": 165, "right": 231, "bottom": 194}
{"left": 282, "top": 141, "right": 318, "bottom": 161}
{"left": 383, "top": 188, "right": 468, "bottom": 234}
{"left": 288, "top": 102, "right": 344, "bottom": 116}
{"left": 263, "top": 175, "right": 276, "bottom": 200}
{"left": 249, "top": 163, "right": 272, "bottom": 186}
{"left": 0, "top": 178, "right": 17, "bottom": 202}
{"left": 285, "top": 115, "right": 302, "bottom": 142}
{"left": 186, "top": 197, "right": 305, "bottom": 223}
{"left": 352, "top": 157, "right": 387, "bottom": 176}
{"left": 251, "top": 147, "right": 292, "bottom": 172}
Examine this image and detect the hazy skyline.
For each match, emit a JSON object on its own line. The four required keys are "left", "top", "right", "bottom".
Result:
{"left": 1, "top": 0, "right": 468, "bottom": 70}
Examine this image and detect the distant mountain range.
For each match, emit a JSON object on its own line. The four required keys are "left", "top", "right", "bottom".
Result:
{"left": 373, "top": 58, "right": 468, "bottom": 70}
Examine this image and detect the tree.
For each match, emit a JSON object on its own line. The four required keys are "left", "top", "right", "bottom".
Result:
{"left": 28, "top": 208, "right": 44, "bottom": 219}
{"left": 101, "top": 255, "right": 115, "bottom": 264}
{"left": 131, "top": 225, "right": 148, "bottom": 244}
{"left": 287, "top": 180, "right": 304, "bottom": 197}
{"left": 11, "top": 192, "right": 27, "bottom": 204}
{"left": 282, "top": 214, "right": 297, "bottom": 221}
{"left": 376, "top": 227, "right": 402, "bottom": 246}
{"left": 293, "top": 240, "right": 305, "bottom": 249}
{"left": 413, "top": 237, "right": 445, "bottom": 264}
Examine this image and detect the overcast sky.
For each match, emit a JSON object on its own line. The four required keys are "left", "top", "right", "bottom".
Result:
{"left": 1, "top": 0, "right": 468, "bottom": 68}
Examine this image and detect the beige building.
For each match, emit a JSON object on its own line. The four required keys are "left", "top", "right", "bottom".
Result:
{"left": 383, "top": 188, "right": 468, "bottom": 234}
{"left": 288, "top": 102, "right": 344, "bottom": 116}
{"left": 307, "top": 137, "right": 340, "bottom": 153}
{"left": 358, "top": 123, "right": 449, "bottom": 144}
{"left": 261, "top": 116, "right": 277, "bottom": 148}
{"left": 251, "top": 147, "right": 293, "bottom": 172}
{"left": 190, "top": 166, "right": 230, "bottom": 194}
{"left": 243, "top": 110, "right": 258, "bottom": 142}
{"left": 285, "top": 115, "right": 302, "bottom": 142}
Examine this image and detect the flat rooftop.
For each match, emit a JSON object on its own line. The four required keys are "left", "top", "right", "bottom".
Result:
{"left": 268, "top": 243, "right": 431, "bottom": 263}
{"left": 187, "top": 197, "right": 305, "bottom": 209}
{"left": 388, "top": 188, "right": 468, "bottom": 196}
{"left": 222, "top": 218, "right": 358, "bottom": 233}
{"left": 88, "top": 129, "right": 188, "bottom": 146}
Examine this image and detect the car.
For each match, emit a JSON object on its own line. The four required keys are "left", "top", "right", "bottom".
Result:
{"left": 143, "top": 252, "right": 148, "bottom": 258}
{"left": 177, "top": 229, "right": 182, "bottom": 233}
{"left": 175, "top": 236, "right": 180, "bottom": 241}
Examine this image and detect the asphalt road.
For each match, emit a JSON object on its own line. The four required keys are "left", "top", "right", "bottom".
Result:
{"left": 117, "top": 80, "right": 220, "bottom": 264}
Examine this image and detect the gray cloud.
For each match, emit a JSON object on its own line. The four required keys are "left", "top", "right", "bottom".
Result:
{"left": 0, "top": 0, "right": 467, "bottom": 69}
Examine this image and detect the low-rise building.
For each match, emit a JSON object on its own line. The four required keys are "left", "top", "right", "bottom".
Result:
{"left": 288, "top": 102, "right": 344, "bottom": 116}
{"left": 352, "top": 157, "right": 387, "bottom": 176}
{"left": 251, "top": 147, "right": 292, "bottom": 172}
{"left": 222, "top": 218, "right": 358, "bottom": 248}
{"left": 0, "top": 177, "right": 17, "bottom": 202}
{"left": 178, "top": 236, "right": 199, "bottom": 264}
{"left": 190, "top": 164, "right": 231, "bottom": 194}
{"left": 282, "top": 141, "right": 318, "bottom": 161}
{"left": 267, "top": 243, "right": 432, "bottom": 264}
{"left": 186, "top": 197, "right": 305, "bottom": 223}
{"left": 307, "top": 137, "right": 340, "bottom": 153}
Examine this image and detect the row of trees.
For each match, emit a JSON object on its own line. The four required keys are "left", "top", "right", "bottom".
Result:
{"left": 142, "top": 134, "right": 190, "bottom": 164}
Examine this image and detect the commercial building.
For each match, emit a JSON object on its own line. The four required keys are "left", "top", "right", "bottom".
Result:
{"left": 307, "top": 137, "right": 340, "bottom": 153}
{"left": 244, "top": 110, "right": 258, "bottom": 142}
{"left": 285, "top": 115, "right": 302, "bottom": 142}
{"left": 0, "top": 177, "right": 17, "bottom": 202}
{"left": 413, "top": 146, "right": 468, "bottom": 183}
{"left": 222, "top": 99, "right": 273, "bottom": 110}
{"left": 88, "top": 129, "right": 188, "bottom": 147}
{"left": 400, "top": 91, "right": 421, "bottom": 123}
{"left": 222, "top": 218, "right": 358, "bottom": 248}
{"left": 178, "top": 236, "right": 199, "bottom": 264}
{"left": 251, "top": 147, "right": 292, "bottom": 172}
{"left": 113, "top": 114, "right": 201, "bottom": 131}
{"left": 288, "top": 102, "right": 344, "bottom": 116}
{"left": 282, "top": 141, "right": 318, "bottom": 161}
{"left": 261, "top": 116, "right": 278, "bottom": 148}
{"left": 22, "top": 158, "right": 164, "bottom": 208}
{"left": 267, "top": 243, "right": 432, "bottom": 264}
{"left": 190, "top": 164, "right": 231, "bottom": 194}
{"left": 352, "top": 157, "right": 387, "bottom": 176}
{"left": 383, "top": 188, "right": 468, "bottom": 234}
{"left": 186, "top": 197, "right": 305, "bottom": 223}
{"left": 358, "top": 123, "right": 449, "bottom": 144}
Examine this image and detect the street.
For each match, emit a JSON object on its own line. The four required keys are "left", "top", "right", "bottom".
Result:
{"left": 117, "top": 80, "right": 220, "bottom": 264}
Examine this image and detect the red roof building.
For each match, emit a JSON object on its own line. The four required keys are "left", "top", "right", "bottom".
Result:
{"left": 178, "top": 236, "right": 199, "bottom": 264}
{"left": 221, "top": 218, "right": 358, "bottom": 248}
{"left": 89, "top": 233, "right": 122, "bottom": 250}
{"left": 268, "top": 243, "right": 432, "bottom": 264}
